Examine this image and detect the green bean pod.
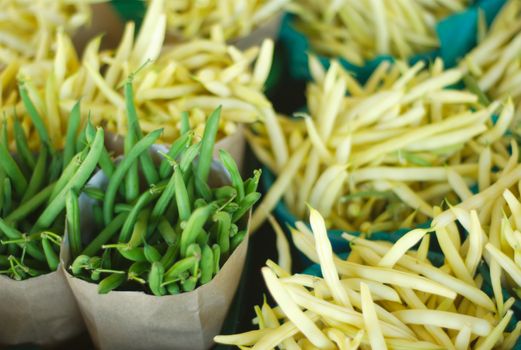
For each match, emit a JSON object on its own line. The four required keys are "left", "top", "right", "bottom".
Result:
{"left": 159, "top": 132, "right": 191, "bottom": 179}
{"left": 120, "top": 190, "right": 160, "bottom": 243}
{"left": 93, "top": 205, "right": 104, "bottom": 228}
{"left": 85, "top": 118, "right": 114, "bottom": 178}
{"left": 66, "top": 190, "right": 81, "bottom": 258}
{"left": 48, "top": 152, "right": 64, "bottom": 182}
{"left": 41, "top": 234, "right": 59, "bottom": 271}
{"left": 213, "top": 186, "right": 237, "bottom": 200}
{"left": 7, "top": 183, "right": 55, "bottom": 224}
{"left": 3, "top": 178, "right": 12, "bottom": 216}
{"left": 180, "top": 111, "right": 190, "bottom": 135}
{"left": 174, "top": 165, "right": 191, "bottom": 222}
{"left": 181, "top": 275, "right": 198, "bottom": 292}
{"left": 0, "top": 218, "right": 44, "bottom": 261}
{"left": 118, "top": 246, "right": 147, "bottom": 262}
{"left": 232, "top": 192, "right": 261, "bottom": 223}
{"left": 179, "top": 143, "right": 201, "bottom": 174}
{"left": 63, "top": 101, "right": 81, "bottom": 170}
{"left": 49, "top": 148, "right": 87, "bottom": 203}
{"left": 212, "top": 244, "right": 221, "bottom": 274}
{"left": 219, "top": 149, "right": 244, "bottom": 201}
{"left": 104, "top": 129, "right": 162, "bottom": 225}
{"left": 35, "top": 128, "right": 105, "bottom": 231}
{"left": 98, "top": 272, "right": 126, "bottom": 294}
{"left": 127, "top": 210, "right": 149, "bottom": 249}
{"left": 164, "top": 255, "right": 198, "bottom": 281}
{"left": 0, "top": 140, "right": 27, "bottom": 196}
{"left": 144, "top": 244, "right": 161, "bottom": 263}
{"left": 159, "top": 244, "right": 179, "bottom": 270}
{"left": 148, "top": 261, "right": 165, "bottom": 296}
{"left": 231, "top": 230, "right": 247, "bottom": 251}
{"left": 200, "top": 244, "right": 214, "bottom": 285}
{"left": 214, "top": 211, "right": 231, "bottom": 256}
{"left": 124, "top": 128, "right": 139, "bottom": 203}
{"left": 244, "top": 169, "right": 262, "bottom": 194}
{"left": 82, "top": 212, "right": 128, "bottom": 257}
{"left": 21, "top": 146, "right": 48, "bottom": 204}
{"left": 128, "top": 261, "right": 150, "bottom": 283}
{"left": 195, "top": 174, "right": 212, "bottom": 202}
{"left": 179, "top": 204, "right": 216, "bottom": 257}
{"left": 167, "top": 282, "right": 180, "bottom": 295}
{"left": 114, "top": 203, "right": 133, "bottom": 214}
{"left": 70, "top": 255, "right": 90, "bottom": 275}
{"left": 12, "top": 112, "right": 35, "bottom": 170}
{"left": 83, "top": 186, "right": 105, "bottom": 201}
{"left": 0, "top": 254, "right": 8, "bottom": 267}
{"left": 150, "top": 171, "right": 177, "bottom": 224}
{"left": 19, "top": 81, "right": 52, "bottom": 150}
{"left": 158, "top": 218, "right": 178, "bottom": 246}
{"left": 196, "top": 106, "right": 221, "bottom": 183}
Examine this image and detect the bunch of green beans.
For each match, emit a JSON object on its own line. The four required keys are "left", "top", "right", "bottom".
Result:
{"left": 70, "top": 80, "right": 261, "bottom": 295}
{"left": 0, "top": 81, "right": 107, "bottom": 280}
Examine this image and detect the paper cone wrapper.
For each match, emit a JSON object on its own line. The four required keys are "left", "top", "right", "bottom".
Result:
{"left": 104, "top": 126, "right": 245, "bottom": 172}
{"left": 61, "top": 156, "right": 249, "bottom": 350}
{"left": 0, "top": 268, "right": 84, "bottom": 346}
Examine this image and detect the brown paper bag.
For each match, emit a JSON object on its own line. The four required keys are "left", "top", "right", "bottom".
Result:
{"left": 0, "top": 269, "right": 84, "bottom": 346}
{"left": 61, "top": 156, "right": 250, "bottom": 350}
{"left": 62, "top": 233, "right": 247, "bottom": 350}
{"left": 104, "top": 126, "right": 246, "bottom": 172}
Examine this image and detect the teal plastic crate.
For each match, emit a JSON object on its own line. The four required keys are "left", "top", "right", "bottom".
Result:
{"left": 279, "top": 0, "right": 507, "bottom": 82}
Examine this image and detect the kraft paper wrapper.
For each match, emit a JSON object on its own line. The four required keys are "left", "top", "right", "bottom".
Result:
{"left": 62, "top": 157, "right": 249, "bottom": 350}
{"left": 0, "top": 269, "right": 84, "bottom": 346}
{"left": 104, "top": 126, "right": 246, "bottom": 172}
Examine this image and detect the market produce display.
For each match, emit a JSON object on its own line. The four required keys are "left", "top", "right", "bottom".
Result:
{"left": 156, "top": 0, "right": 289, "bottom": 42}
{"left": 461, "top": 0, "right": 521, "bottom": 120}
{"left": 216, "top": 208, "right": 521, "bottom": 349}
{"left": 249, "top": 57, "right": 514, "bottom": 233}
{"left": 0, "top": 83, "right": 104, "bottom": 279}
{"left": 0, "top": 0, "right": 93, "bottom": 67}
{"left": 287, "top": 0, "right": 468, "bottom": 63}
{"left": 68, "top": 83, "right": 261, "bottom": 295}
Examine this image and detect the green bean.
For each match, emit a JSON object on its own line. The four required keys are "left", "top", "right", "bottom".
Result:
{"left": 114, "top": 203, "right": 133, "bottom": 214}
{"left": 101, "top": 249, "right": 112, "bottom": 269}
{"left": 34, "top": 128, "right": 105, "bottom": 231}
{"left": 214, "top": 211, "right": 231, "bottom": 256}
{"left": 98, "top": 272, "right": 126, "bottom": 294}
{"left": 19, "top": 81, "right": 52, "bottom": 150}
{"left": 91, "top": 270, "right": 101, "bottom": 281}
{"left": 195, "top": 174, "right": 212, "bottom": 202}
{"left": 181, "top": 275, "right": 198, "bottom": 292}
{"left": 148, "top": 261, "right": 165, "bottom": 296}
{"left": 70, "top": 255, "right": 90, "bottom": 275}
{"left": 120, "top": 190, "right": 160, "bottom": 243}
{"left": 231, "top": 230, "right": 247, "bottom": 251}
{"left": 179, "top": 143, "right": 201, "bottom": 174}
{"left": 180, "top": 111, "right": 190, "bottom": 135}
{"left": 158, "top": 218, "right": 178, "bottom": 246}
{"left": 194, "top": 198, "right": 208, "bottom": 209}
{"left": 196, "top": 229, "right": 209, "bottom": 246}
{"left": 244, "top": 169, "right": 262, "bottom": 194}
{"left": 1, "top": 117, "right": 7, "bottom": 150}
{"left": 82, "top": 212, "right": 128, "bottom": 257}
{"left": 85, "top": 117, "right": 114, "bottom": 178}
{"left": 200, "top": 244, "right": 214, "bottom": 285}
{"left": 63, "top": 101, "right": 81, "bottom": 170}
{"left": 124, "top": 128, "right": 139, "bottom": 203}
{"left": 151, "top": 171, "right": 176, "bottom": 224}
{"left": 41, "top": 234, "right": 59, "bottom": 270}
{"left": 127, "top": 210, "right": 149, "bottom": 249}
{"left": 0, "top": 169, "right": 5, "bottom": 214}
{"left": 104, "top": 129, "right": 162, "bottom": 225}
{"left": 12, "top": 112, "right": 35, "bottom": 169}
{"left": 196, "top": 106, "right": 221, "bottom": 183}
{"left": 167, "top": 282, "right": 180, "bottom": 295}
{"left": 230, "top": 223, "right": 239, "bottom": 238}
{"left": 174, "top": 165, "right": 191, "bottom": 222}
{"left": 124, "top": 80, "right": 159, "bottom": 185}
{"left": 212, "top": 244, "right": 221, "bottom": 274}
{"left": 66, "top": 190, "right": 81, "bottom": 258}
{"left": 3, "top": 178, "right": 11, "bottom": 216}
{"left": 0, "top": 218, "right": 45, "bottom": 261}
{"left": 93, "top": 205, "right": 104, "bottom": 228}
{"left": 75, "top": 127, "right": 87, "bottom": 155}
{"left": 0, "top": 254, "right": 8, "bottom": 267}
{"left": 232, "top": 192, "right": 261, "bottom": 223}
{"left": 0, "top": 140, "right": 27, "bottom": 195}
{"left": 219, "top": 149, "right": 244, "bottom": 201}
{"left": 160, "top": 244, "right": 179, "bottom": 270}
{"left": 144, "top": 244, "right": 161, "bottom": 263}
{"left": 21, "top": 146, "right": 48, "bottom": 204}
{"left": 164, "top": 255, "right": 198, "bottom": 281}
{"left": 223, "top": 202, "right": 239, "bottom": 214}
{"left": 48, "top": 152, "right": 64, "bottom": 182}
{"left": 180, "top": 204, "right": 217, "bottom": 257}
{"left": 6, "top": 183, "right": 55, "bottom": 223}
{"left": 83, "top": 186, "right": 105, "bottom": 201}
{"left": 159, "top": 132, "right": 191, "bottom": 179}
{"left": 186, "top": 176, "right": 195, "bottom": 207}
{"left": 117, "top": 246, "right": 147, "bottom": 262}
{"left": 128, "top": 261, "right": 149, "bottom": 283}
{"left": 49, "top": 148, "right": 87, "bottom": 202}
{"left": 213, "top": 186, "right": 237, "bottom": 200}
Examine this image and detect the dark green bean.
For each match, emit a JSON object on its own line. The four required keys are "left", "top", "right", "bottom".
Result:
{"left": 19, "top": 81, "right": 52, "bottom": 150}
{"left": 48, "top": 151, "right": 64, "bottom": 182}
{"left": 200, "top": 244, "right": 214, "bottom": 285}
{"left": 148, "top": 261, "right": 165, "bottom": 296}
{"left": 66, "top": 190, "right": 81, "bottom": 258}
{"left": 179, "top": 143, "right": 201, "bottom": 174}
{"left": 104, "top": 129, "right": 162, "bottom": 225}
{"left": 63, "top": 101, "right": 81, "bottom": 170}
{"left": 34, "top": 128, "right": 105, "bottom": 231}
{"left": 196, "top": 106, "right": 221, "bottom": 183}
{"left": 214, "top": 211, "right": 231, "bottom": 256}
{"left": 164, "top": 256, "right": 198, "bottom": 281}
{"left": 167, "top": 282, "right": 180, "bottom": 295}
{"left": 159, "top": 132, "right": 191, "bottom": 179}
{"left": 157, "top": 218, "right": 178, "bottom": 246}
{"left": 127, "top": 210, "right": 149, "bottom": 248}
{"left": 21, "top": 146, "right": 48, "bottom": 204}
{"left": 195, "top": 174, "right": 212, "bottom": 202}
{"left": 82, "top": 212, "right": 128, "bottom": 257}
{"left": 150, "top": 171, "right": 176, "bottom": 224}
{"left": 181, "top": 275, "right": 198, "bottom": 292}
{"left": 3, "top": 178, "right": 11, "bottom": 216}
{"left": 12, "top": 111, "right": 35, "bottom": 169}
{"left": 244, "top": 169, "right": 262, "bottom": 194}
{"left": 232, "top": 192, "right": 261, "bottom": 223}
{"left": 213, "top": 186, "right": 237, "bottom": 200}
{"left": 70, "top": 255, "right": 90, "bottom": 275}
{"left": 41, "top": 234, "right": 59, "bottom": 270}
{"left": 212, "top": 244, "right": 221, "bottom": 274}
{"left": 120, "top": 190, "right": 160, "bottom": 243}
{"left": 84, "top": 117, "right": 114, "bottom": 178}
{"left": 144, "top": 244, "right": 161, "bottom": 263}
{"left": 159, "top": 244, "right": 178, "bottom": 270}
{"left": 83, "top": 186, "right": 105, "bottom": 201}
{"left": 6, "top": 183, "right": 55, "bottom": 223}
{"left": 75, "top": 126, "right": 87, "bottom": 155}
{"left": 49, "top": 148, "right": 87, "bottom": 202}
{"left": 231, "top": 230, "right": 246, "bottom": 251}
{"left": 219, "top": 149, "right": 244, "bottom": 201}
{"left": 0, "top": 218, "right": 45, "bottom": 261}
{"left": 117, "top": 246, "right": 147, "bottom": 262}
{"left": 114, "top": 203, "right": 133, "bottom": 214}
{"left": 124, "top": 128, "right": 139, "bottom": 202}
